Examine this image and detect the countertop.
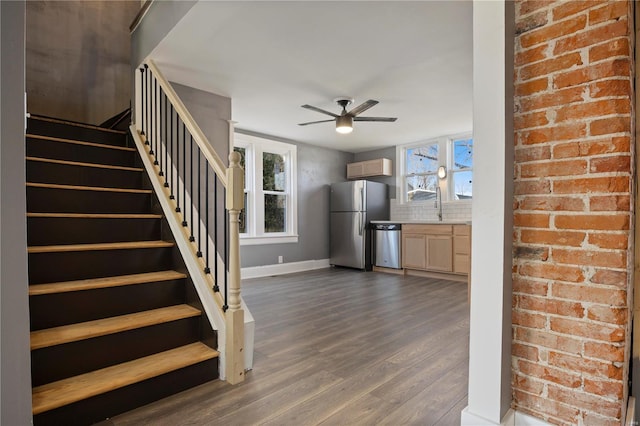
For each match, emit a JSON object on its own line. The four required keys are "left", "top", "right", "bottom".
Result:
{"left": 371, "top": 220, "right": 472, "bottom": 225}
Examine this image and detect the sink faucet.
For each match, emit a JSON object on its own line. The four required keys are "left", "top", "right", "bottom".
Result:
{"left": 435, "top": 186, "right": 443, "bottom": 222}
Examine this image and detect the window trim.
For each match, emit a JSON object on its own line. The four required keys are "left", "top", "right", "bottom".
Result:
{"left": 234, "top": 133, "right": 298, "bottom": 245}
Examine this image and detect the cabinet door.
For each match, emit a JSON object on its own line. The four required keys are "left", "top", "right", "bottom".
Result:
{"left": 426, "top": 235, "right": 453, "bottom": 272}
{"left": 347, "top": 162, "right": 364, "bottom": 179}
{"left": 402, "top": 233, "right": 427, "bottom": 270}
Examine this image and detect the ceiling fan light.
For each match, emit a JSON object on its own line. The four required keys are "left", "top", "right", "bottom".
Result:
{"left": 336, "top": 115, "right": 353, "bottom": 134}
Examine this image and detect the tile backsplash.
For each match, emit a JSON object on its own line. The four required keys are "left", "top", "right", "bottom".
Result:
{"left": 390, "top": 198, "right": 472, "bottom": 222}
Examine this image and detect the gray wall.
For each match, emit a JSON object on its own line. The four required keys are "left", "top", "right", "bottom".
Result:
{"left": 354, "top": 146, "right": 397, "bottom": 199}
{"left": 236, "top": 130, "right": 353, "bottom": 268}
{"left": 26, "top": 0, "right": 140, "bottom": 124}
{"left": 1, "top": 1, "right": 33, "bottom": 424}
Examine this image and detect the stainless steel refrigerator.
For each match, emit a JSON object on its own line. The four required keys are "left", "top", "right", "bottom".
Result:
{"left": 330, "top": 180, "right": 389, "bottom": 270}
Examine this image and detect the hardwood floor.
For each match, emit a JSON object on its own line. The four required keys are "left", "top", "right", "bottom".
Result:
{"left": 110, "top": 268, "right": 470, "bottom": 425}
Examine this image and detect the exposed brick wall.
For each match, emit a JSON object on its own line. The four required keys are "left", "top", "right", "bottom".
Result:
{"left": 513, "top": 1, "right": 634, "bottom": 424}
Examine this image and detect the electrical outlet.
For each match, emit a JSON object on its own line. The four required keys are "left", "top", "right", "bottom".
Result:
{"left": 278, "top": 256, "right": 283, "bottom": 264}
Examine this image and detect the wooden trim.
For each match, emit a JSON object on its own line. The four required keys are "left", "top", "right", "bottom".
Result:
{"left": 27, "top": 213, "right": 162, "bottom": 219}
{"left": 145, "top": 60, "right": 228, "bottom": 186}
{"left": 26, "top": 182, "right": 152, "bottom": 194}
{"left": 26, "top": 134, "right": 135, "bottom": 152}
{"left": 31, "top": 305, "right": 200, "bottom": 350}
{"left": 403, "top": 268, "right": 468, "bottom": 283}
{"left": 28, "top": 115, "right": 126, "bottom": 134}
{"left": 26, "top": 156, "right": 143, "bottom": 172}
{"left": 32, "top": 342, "right": 218, "bottom": 415}
{"left": 129, "top": 0, "right": 152, "bottom": 32}
{"left": 29, "top": 270, "right": 187, "bottom": 296}
{"left": 28, "top": 241, "right": 174, "bottom": 254}
{"left": 372, "top": 265, "right": 405, "bottom": 275}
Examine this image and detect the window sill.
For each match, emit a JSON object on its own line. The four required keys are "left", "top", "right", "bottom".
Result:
{"left": 240, "top": 234, "right": 299, "bottom": 246}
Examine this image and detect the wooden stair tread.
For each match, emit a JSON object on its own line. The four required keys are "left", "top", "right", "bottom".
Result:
{"left": 27, "top": 213, "right": 162, "bottom": 219}
{"left": 31, "top": 342, "right": 219, "bottom": 415}
{"left": 28, "top": 241, "right": 174, "bottom": 254}
{"left": 26, "top": 182, "right": 152, "bottom": 194}
{"left": 29, "top": 115, "right": 127, "bottom": 134}
{"left": 31, "top": 305, "right": 201, "bottom": 350}
{"left": 29, "top": 270, "right": 187, "bottom": 296}
{"left": 27, "top": 134, "right": 135, "bottom": 152}
{"left": 26, "top": 156, "right": 143, "bottom": 172}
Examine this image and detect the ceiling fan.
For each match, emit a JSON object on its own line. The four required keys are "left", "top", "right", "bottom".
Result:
{"left": 298, "top": 97, "right": 397, "bottom": 134}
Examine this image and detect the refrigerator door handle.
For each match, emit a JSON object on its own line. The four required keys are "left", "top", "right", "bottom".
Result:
{"left": 359, "top": 212, "right": 363, "bottom": 236}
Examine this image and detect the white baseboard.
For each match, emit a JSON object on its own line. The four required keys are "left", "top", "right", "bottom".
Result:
{"left": 241, "top": 259, "right": 330, "bottom": 279}
{"left": 461, "top": 408, "right": 551, "bottom": 426}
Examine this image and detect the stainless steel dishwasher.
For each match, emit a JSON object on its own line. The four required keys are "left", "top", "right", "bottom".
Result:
{"left": 373, "top": 223, "right": 402, "bottom": 269}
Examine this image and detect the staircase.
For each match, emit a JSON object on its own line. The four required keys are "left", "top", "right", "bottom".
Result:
{"left": 26, "top": 116, "right": 220, "bottom": 425}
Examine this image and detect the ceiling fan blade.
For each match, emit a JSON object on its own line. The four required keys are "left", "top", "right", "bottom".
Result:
{"left": 301, "top": 104, "right": 339, "bottom": 118}
{"left": 348, "top": 100, "right": 379, "bottom": 117}
{"left": 298, "top": 119, "right": 336, "bottom": 126}
{"left": 354, "top": 117, "right": 398, "bottom": 122}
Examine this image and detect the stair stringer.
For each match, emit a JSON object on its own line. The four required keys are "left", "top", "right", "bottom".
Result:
{"left": 129, "top": 125, "right": 231, "bottom": 379}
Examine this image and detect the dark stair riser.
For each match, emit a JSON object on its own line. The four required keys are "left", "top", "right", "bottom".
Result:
{"left": 28, "top": 217, "right": 161, "bottom": 245}
{"left": 27, "top": 138, "right": 137, "bottom": 168}
{"left": 29, "top": 279, "right": 187, "bottom": 330}
{"left": 28, "top": 247, "right": 175, "bottom": 284}
{"left": 31, "top": 316, "right": 202, "bottom": 386}
{"left": 27, "top": 160, "right": 144, "bottom": 189}
{"left": 27, "top": 186, "right": 153, "bottom": 214}
{"left": 33, "top": 359, "right": 218, "bottom": 426}
{"left": 27, "top": 119, "right": 128, "bottom": 147}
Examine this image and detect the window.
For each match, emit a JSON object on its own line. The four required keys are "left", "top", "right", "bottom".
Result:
{"left": 234, "top": 133, "right": 297, "bottom": 245}
{"left": 398, "top": 133, "right": 473, "bottom": 203}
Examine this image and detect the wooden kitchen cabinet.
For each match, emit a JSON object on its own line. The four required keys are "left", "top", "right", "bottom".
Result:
{"left": 426, "top": 234, "right": 453, "bottom": 271}
{"left": 347, "top": 158, "right": 392, "bottom": 179}
{"left": 402, "top": 233, "right": 427, "bottom": 270}
{"left": 453, "top": 225, "right": 471, "bottom": 274}
{"left": 401, "top": 224, "right": 454, "bottom": 273}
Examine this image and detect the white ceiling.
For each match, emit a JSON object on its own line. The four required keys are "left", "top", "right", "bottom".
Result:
{"left": 151, "top": 1, "right": 472, "bottom": 153}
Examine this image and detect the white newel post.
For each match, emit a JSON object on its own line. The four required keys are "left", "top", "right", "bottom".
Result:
{"left": 225, "top": 151, "right": 245, "bottom": 384}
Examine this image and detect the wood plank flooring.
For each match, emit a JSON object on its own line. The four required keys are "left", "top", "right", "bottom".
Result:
{"left": 109, "top": 267, "right": 470, "bottom": 425}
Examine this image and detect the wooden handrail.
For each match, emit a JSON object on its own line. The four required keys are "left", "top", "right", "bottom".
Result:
{"left": 145, "top": 60, "right": 228, "bottom": 187}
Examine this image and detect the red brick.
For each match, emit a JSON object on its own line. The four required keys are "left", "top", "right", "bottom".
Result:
{"left": 514, "top": 389, "right": 580, "bottom": 424}
{"left": 520, "top": 159, "right": 586, "bottom": 178}
{"left": 513, "top": 373, "right": 545, "bottom": 395}
{"left": 590, "top": 79, "right": 632, "bottom": 100}
{"left": 549, "top": 352, "right": 624, "bottom": 380}
{"left": 584, "top": 378, "right": 623, "bottom": 399}
{"left": 554, "top": 58, "right": 631, "bottom": 89}
{"left": 515, "top": 44, "right": 549, "bottom": 67}
{"left": 514, "top": 212, "right": 550, "bottom": 228}
{"left": 521, "top": 229, "right": 585, "bottom": 246}
{"left": 513, "top": 277, "right": 549, "bottom": 296}
{"left": 547, "top": 385, "right": 622, "bottom": 418}
{"left": 518, "top": 86, "right": 584, "bottom": 112}
{"left": 589, "top": 155, "right": 631, "bottom": 173}
{"left": 513, "top": 309, "right": 547, "bottom": 328}
{"left": 519, "top": 123, "right": 586, "bottom": 144}
{"left": 589, "top": 1, "right": 629, "bottom": 25}
{"left": 516, "top": 10, "right": 549, "bottom": 36}
{"left": 590, "top": 116, "right": 630, "bottom": 136}
{"left": 514, "top": 144, "right": 551, "bottom": 162}
{"left": 553, "top": 176, "right": 629, "bottom": 195}
{"left": 582, "top": 411, "right": 622, "bottom": 426}
{"left": 584, "top": 341, "right": 625, "bottom": 362}
{"left": 513, "top": 342, "right": 540, "bottom": 361}
{"left": 515, "top": 180, "right": 551, "bottom": 195}
{"left": 552, "top": 282, "right": 626, "bottom": 305}
{"left": 555, "top": 99, "right": 630, "bottom": 123}
{"left": 515, "top": 78, "right": 549, "bottom": 97}
{"left": 590, "top": 194, "right": 631, "bottom": 211}
{"left": 554, "top": 19, "right": 629, "bottom": 55}
{"left": 552, "top": 136, "right": 630, "bottom": 159}
{"left": 550, "top": 317, "right": 625, "bottom": 342}
{"left": 555, "top": 213, "right": 629, "bottom": 230}
{"left": 518, "top": 294, "right": 584, "bottom": 318}
{"left": 588, "top": 233, "right": 628, "bottom": 250}
{"left": 515, "top": 327, "right": 582, "bottom": 354}
{"left": 519, "top": 263, "right": 585, "bottom": 283}
{"left": 514, "top": 245, "right": 550, "bottom": 261}
{"left": 520, "top": 16, "right": 587, "bottom": 49}
{"left": 552, "top": 248, "right": 626, "bottom": 268}
{"left": 587, "top": 305, "right": 627, "bottom": 325}
{"left": 591, "top": 268, "right": 627, "bottom": 286}
{"left": 518, "top": 0, "right": 554, "bottom": 17}
{"left": 518, "top": 359, "right": 581, "bottom": 388}
{"left": 590, "top": 38, "right": 630, "bottom": 63}
{"left": 518, "top": 195, "right": 585, "bottom": 212}
{"left": 552, "top": 1, "right": 605, "bottom": 21}
{"left": 520, "top": 52, "right": 584, "bottom": 81}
